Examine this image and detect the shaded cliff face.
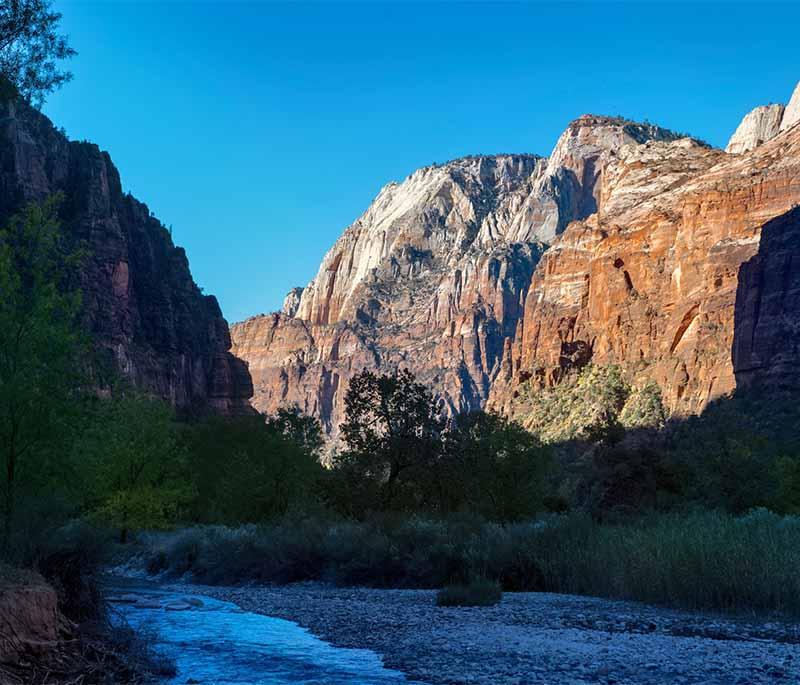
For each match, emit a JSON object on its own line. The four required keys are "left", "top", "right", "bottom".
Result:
{"left": 491, "top": 120, "right": 800, "bottom": 420}
{"left": 0, "top": 100, "right": 253, "bottom": 414}
{"left": 733, "top": 206, "right": 800, "bottom": 389}
{"left": 233, "top": 118, "right": 687, "bottom": 433}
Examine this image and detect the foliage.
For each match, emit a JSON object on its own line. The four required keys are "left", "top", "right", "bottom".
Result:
{"left": 619, "top": 380, "right": 666, "bottom": 430}
{"left": 0, "top": 197, "right": 85, "bottom": 553}
{"left": 136, "top": 509, "right": 800, "bottom": 614}
{"left": 265, "top": 407, "right": 324, "bottom": 460}
{"left": 0, "top": 0, "right": 75, "bottom": 106}
{"left": 438, "top": 411, "right": 553, "bottom": 521}
{"left": 181, "top": 415, "right": 324, "bottom": 524}
{"left": 519, "top": 365, "right": 666, "bottom": 444}
{"left": 76, "top": 393, "right": 191, "bottom": 542}
{"left": 436, "top": 579, "right": 502, "bottom": 607}
{"left": 334, "top": 369, "right": 445, "bottom": 512}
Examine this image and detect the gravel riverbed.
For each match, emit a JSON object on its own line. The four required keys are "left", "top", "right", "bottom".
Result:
{"left": 162, "top": 582, "right": 799, "bottom": 685}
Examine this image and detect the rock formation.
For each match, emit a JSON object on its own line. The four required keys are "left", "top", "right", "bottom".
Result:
{"left": 233, "top": 118, "right": 689, "bottom": 433}
{"left": 725, "top": 104, "right": 784, "bottom": 154}
{"left": 725, "top": 81, "right": 800, "bottom": 153}
{"left": 780, "top": 81, "right": 800, "bottom": 132}
{"left": 491, "top": 121, "right": 800, "bottom": 419}
{"left": 733, "top": 206, "right": 800, "bottom": 389}
{"left": 235, "top": 80, "right": 800, "bottom": 436}
{"left": 0, "top": 100, "right": 253, "bottom": 414}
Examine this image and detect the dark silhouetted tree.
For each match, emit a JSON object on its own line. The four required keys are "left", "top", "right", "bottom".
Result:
{"left": 335, "top": 369, "right": 444, "bottom": 512}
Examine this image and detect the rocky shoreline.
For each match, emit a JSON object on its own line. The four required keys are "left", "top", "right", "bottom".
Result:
{"left": 163, "top": 582, "right": 799, "bottom": 685}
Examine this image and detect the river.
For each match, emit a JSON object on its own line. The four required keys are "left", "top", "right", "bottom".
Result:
{"left": 108, "top": 585, "right": 421, "bottom": 684}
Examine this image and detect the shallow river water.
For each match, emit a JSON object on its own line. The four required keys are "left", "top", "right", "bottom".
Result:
{"left": 108, "top": 586, "right": 419, "bottom": 685}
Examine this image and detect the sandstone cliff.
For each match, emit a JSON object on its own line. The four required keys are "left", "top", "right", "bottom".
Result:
{"left": 233, "top": 118, "right": 689, "bottom": 433}
{"left": 236, "top": 80, "right": 800, "bottom": 436}
{"left": 0, "top": 100, "right": 253, "bottom": 414}
{"left": 491, "top": 121, "right": 800, "bottom": 421}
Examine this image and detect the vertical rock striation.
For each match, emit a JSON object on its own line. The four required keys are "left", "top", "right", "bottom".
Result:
{"left": 0, "top": 100, "right": 253, "bottom": 414}
{"left": 233, "top": 118, "right": 689, "bottom": 434}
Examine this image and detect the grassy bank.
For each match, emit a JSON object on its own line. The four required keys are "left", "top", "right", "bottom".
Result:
{"left": 138, "top": 508, "right": 800, "bottom": 615}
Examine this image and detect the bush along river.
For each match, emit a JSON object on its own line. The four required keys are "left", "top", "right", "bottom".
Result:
{"left": 107, "top": 585, "right": 423, "bottom": 685}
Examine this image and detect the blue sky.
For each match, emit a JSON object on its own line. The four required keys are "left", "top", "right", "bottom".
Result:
{"left": 45, "top": 1, "right": 800, "bottom": 323}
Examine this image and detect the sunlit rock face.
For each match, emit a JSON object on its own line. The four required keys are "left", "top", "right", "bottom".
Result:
{"left": 779, "top": 81, "right": 800, "bottom": 132}
{"left": 725, "top": 81, "right": 800, "bottom": 154}
{"left": 490, "top": 118, "right": 800, "bottom": 419}
{"left": 235, "top": 81, "right": 800, "bottom": 436}
{"left": 725, "top": 104, "right": 785, "bottom": 154}
{"left": 0, "top": 100, "right": 253, "bottom": 415}
{"left": 233, "top": 118, "right": 688, "bottom": 435}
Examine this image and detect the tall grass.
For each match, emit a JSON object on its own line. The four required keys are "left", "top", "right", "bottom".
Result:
{"left": 138, "top": 509, "right": 800, "bottom": 615}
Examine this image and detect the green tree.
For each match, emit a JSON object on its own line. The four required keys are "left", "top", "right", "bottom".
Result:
{"left": 0, "top": 198, "right": 84, "bottom": 553}
{"left": 0, "top": 0, "right": 75, "bottom": 106}
{"left": 334, "top": 369, "right": 444, "bottom": 512}
{"left": 441, "top": 411, "right": 553, "bottom": 521}
{"left": 265, "top": 407, "right": 324, "bottom": 461}
{"left": 78, "top": 393, "right": 190, "bottom": 542}
{"left": 183, "top": 415, "right": 323, "bottom": 523}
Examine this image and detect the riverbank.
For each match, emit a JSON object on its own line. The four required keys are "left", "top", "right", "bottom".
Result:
{"left": 164, "top": 582, "right": 799, "bottom": 685}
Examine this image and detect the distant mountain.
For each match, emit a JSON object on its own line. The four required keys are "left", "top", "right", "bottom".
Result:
{"left": 0, "top": 99, "right": 253, "bottom": 415}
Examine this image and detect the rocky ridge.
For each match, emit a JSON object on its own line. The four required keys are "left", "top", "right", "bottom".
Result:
{"left": 233, "top": 118, "right": 687, "bottom": 433}
{"left": 235, "top": 80, "right": 800, "bottom": 435}
{"left": 0, "top": 100, "right": 253, "bottom": 414}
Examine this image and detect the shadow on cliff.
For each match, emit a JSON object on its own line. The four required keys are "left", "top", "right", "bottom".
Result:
{"left": 732, "top": 205, "right": 800, "bottom": 392}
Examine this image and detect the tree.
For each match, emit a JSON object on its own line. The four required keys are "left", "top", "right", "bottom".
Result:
{"left": 0, "top": 198, "right": 85, "bottom": 553}
{"left": 265, "top": 407, "right": 324, "bottom": 461}
{"left": 182, "top": 415, "right": 323, "bottom": 524}
{"left": 441, "top": 412, "right": 553, "bottom": 521}
{"left": 334, "top": 369, "right": 444, "bottom": 512}
{"left": 0, "top": 0, "right": 75, "bottom": 106}
{"left": 77, "top": 393, "right": 191, "bottom": 543}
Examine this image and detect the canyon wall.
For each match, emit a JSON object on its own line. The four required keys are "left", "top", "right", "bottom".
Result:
{"left": 236, "top": 81, "right": 800, "bottom": 435}
{"left": 233, "top": 118, "right": 688, "bottom": 433}
{"left": 0, "top": 100, "right": 253, "bottom": 414}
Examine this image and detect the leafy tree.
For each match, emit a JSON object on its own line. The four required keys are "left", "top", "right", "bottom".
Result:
{"left": 183, "top": 415, "right": 323, "bottom": 523}
{"left": 0, "top": 198, "right": 85, "bottom": 553}
{"left": 619, "top": 380, "right": 666, "bottom": 430}
{"left": 441, "top": 411, "right": 553, "bottom": 521}
{"left": 0, "top": 0, "right": 76, "bottom": 106}
{"left": 77, "top": 393, "right": 191, "bottom": 543}
{"left": 265, "top": 407, "right": 324, "bottom": 461}
{"left": 334, "top": 369, "right": 444, "bottom": 511}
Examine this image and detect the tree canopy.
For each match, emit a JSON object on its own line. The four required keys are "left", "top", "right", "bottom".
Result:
{"left": 0, "top": 0, "right": 75, "bottom": 106}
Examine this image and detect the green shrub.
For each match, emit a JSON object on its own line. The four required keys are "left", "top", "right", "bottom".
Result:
{"left": 135, "top": 509, "right": 800, "bottom": 615}
{"left": 436, "top": 579, "right": 503, "bottom": 607}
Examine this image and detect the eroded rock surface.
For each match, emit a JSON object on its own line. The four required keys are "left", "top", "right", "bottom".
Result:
{"left": 726, "top": 104, "right": 785, "bottom": 154}
{"left": 234, "top": 118, "right": 686, "bottom": 433}
{"left": 0, "top": 100, "right": 253, "bottom": 414}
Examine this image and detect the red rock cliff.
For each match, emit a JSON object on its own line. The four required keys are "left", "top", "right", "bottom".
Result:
{"left": 0, "top": 100, "right": 253, "bottom": 414}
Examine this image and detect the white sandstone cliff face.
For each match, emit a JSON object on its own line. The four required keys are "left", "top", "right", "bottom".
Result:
{"left": 282, "top": 287, "right": 304, "bottom": 317}
{"left": 725, "top": 81, "right": 800, "bottom": 154}
{"left": 233, "top": 116, "right": 690, "bottom": 435}
{"left": 780, "top": 81, "right": 800, "bottom": 131}
{"left": 725, "top": 104, "right": 785, "bottom": 154}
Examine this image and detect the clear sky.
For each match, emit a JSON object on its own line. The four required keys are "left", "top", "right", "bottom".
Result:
{"left": 45, "top": 1, "right": 800, "bottom": 323}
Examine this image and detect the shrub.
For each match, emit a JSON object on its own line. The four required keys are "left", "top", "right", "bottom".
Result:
{"left": 134, "top": 510, "right": 800, "bottom": 615}
{"left": 436, "top": 579, "right": 503, "bottom": 607}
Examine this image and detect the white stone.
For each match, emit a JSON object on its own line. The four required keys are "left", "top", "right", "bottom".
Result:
{"left": 725, "top": 104, "right": 785, "bottom": 154}
{"left": 780, "top": 81, "right": 800, "bottom": 132}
